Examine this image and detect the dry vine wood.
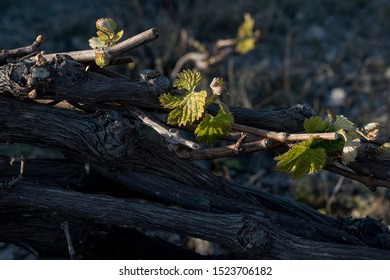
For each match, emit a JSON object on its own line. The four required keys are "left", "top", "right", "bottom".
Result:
{"left": 1, "top": 29, "right": 390, "bottom": 259}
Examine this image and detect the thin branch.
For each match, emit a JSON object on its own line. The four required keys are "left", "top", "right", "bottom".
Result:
{"left": 324, "top": 164, "right": 390, "bottom": 190}
{"left": 232, "top": 123, "right": 338, "bottom": 142}
{"left": 60, "top": 221, "right": 75, "bottom": 260}
{"left": 0, "top": 35, "right": 43, "bottom": 65}
{"left": 42, "top": 28, "right": 159, "bottom": 65}
{"left": 127, "top": 105, "right": 200, "bottom": 150}
{"left": 175, "top": 138, "right": 277, "bottom": 160}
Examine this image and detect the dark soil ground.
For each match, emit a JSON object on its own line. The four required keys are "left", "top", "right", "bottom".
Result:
{"left": 1, "top": 0, "right": 389, "bottom": 258}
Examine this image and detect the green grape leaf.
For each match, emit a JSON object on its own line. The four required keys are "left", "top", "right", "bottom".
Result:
{"left": 195, "top": 110, "right": 234, "bottom": 146}
{"left": 166, "top": 90, "right": 207, "bottom": 126}
{"left": 311, "top": 139, "right": 344, "bottom": 164}
{"left": 89, "top": 37, "right": 105, "bottom": 49}
{"left": 236, "top": 13, "right": 256, "bottom": 54}
{"left": 113, "top": 30, "right": 124, "bottom": 43}
{"left": 159, "top": 93, "right": 185, "bottom": 109}
{"left": 97, "top": 30, "right": 111, "bottom": 41}
{"left": 217, "top": 100, "right": 231, "bottom": 115}
{"left": 275, "top": 137, "right": 327, "bottom": 179}
{"left": 96, "top": 18, "right": 117, "bottom": 35}
{"left": 173, "top": 69, "right": 201, "bottom": 92}
{"left": 304, "top": 116, "right": 329, "bottom": 133}
{"left": 236, "top": 38, "right": 256, "bottom": 54}
{"left": 90, "top": 18, "right": 123, "bottom": 49}
{"left": 330, "top": 115, "right": 356, "bottom": 131}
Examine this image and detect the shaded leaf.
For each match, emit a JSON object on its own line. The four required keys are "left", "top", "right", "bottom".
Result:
{"left": 304, "top": 116, "right": 329, "bottom": 133}
{"left": 311, "top": 139, "right": 344, "bottom": 164}
{"left": 275, "top": 137, "right": 327, "bottom": 179}
{"left": 195, "top": 110, "right": 234, "bottom": 146}
{"left": 330, "top": 115, "right": 356, "bottom": 131}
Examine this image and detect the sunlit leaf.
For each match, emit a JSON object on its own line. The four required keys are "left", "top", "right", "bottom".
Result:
{"left": 304, "top": 116, "right": 329, "bottom": 133}
{"left": 341, "top": 139, "right": 360, "bottom": 165}
{"left": 159, "top": 93, "right": 185, "bottom": 109}
{"left": 96, "top": 18, "right": 117, "bottom": 35}
{"left": 95, "top": 50, "right": 111, "bottom": 68}
{"left": 113, "top": 30, "right": 124, "bottom": 43}
{"left": 275, "top": 137, "right": 327, "bottom": 179}
{"left": 97, "top": 30, "right": 111, "bottom": 41}
{"left": 236, "top": 13, "right": 256, "bottom": 54}
{"left": 166, "top": 90, "right": 207, "bottom": 126}
{"left": 195, "top": 110, "right": 234, "bottom": 146}
{"left": 173, "top": 69, "right": 201, "bottom": 92}
{"left": 89, "top": 37, "right": 105, "bottom": 49}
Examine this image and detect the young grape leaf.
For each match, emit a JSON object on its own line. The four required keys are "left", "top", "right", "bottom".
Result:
{"left": 95, "top": 49, "right": 111, "bottom": 68}
{"left": 159, "top": 93, "right": 185, "bottom": 109}
{"left": 165, "top": 90, "right": 207, "bottom": 126}
{"left": 330, "top": 115, "right": 356, "bottom": 131}
{"left": 236, "top": 13, "right": 256, "bottom": 54}
{"left": 89, "top": 18, "right": 123, "bottom": 49}
{"left": 89, "top": 37, "right": 105, "bottom": 49}
{"left": 304, "top": 116, "right": 329, "bottom": 133}
{"left": 341, "top": 139, "right": 360, "bottom": 165}
{"left": 174, "top": 69, "right": 201, "bottom": 92}
{"left": 195, "top": 110, "right": 234, "bottom": 146}
{"left": 275, "top": 137, "right": 327, "bottom": 179}
{"left": 96, "top": 18, "right": 117, "bottom": 35}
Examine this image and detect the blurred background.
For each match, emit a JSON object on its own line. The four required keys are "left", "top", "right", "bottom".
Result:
{"left": 1, "top": 0, "right": 389, "bottom": 258}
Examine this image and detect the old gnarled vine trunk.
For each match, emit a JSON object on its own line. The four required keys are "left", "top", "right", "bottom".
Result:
{"left": 1, "top": 29, "right": 390, "bottom": 259}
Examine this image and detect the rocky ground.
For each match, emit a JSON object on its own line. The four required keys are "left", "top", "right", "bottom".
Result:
{"left": 1, "top": 0, "right": 389, "bottom": 258}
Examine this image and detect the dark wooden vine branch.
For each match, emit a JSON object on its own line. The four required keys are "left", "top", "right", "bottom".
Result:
{"left": 1, "top": 28, "right": 390, "bottom": 259}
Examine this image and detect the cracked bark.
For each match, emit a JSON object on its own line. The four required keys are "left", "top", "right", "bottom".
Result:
{"left": 1, "top": 53, "right": 390, "bottom": 259}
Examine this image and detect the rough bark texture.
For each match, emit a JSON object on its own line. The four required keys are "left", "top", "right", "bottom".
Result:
{"left": 1, "top": 53, "right": 390, "bottom": 259}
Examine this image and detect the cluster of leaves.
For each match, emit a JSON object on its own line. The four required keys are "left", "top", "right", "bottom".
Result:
{"left": 159, "top": 70, "right": 233, "bottom": 146}
{"left": 89, "top": 18, "right": 124, "bottom": 67}
{"left": 275, "top": 114, "right": 381, "bottom": 179}
{"left": 236, "top": 13, "right": 258, "bottom": 54}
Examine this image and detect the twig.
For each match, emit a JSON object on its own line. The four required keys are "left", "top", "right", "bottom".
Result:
{"left": 326, "top": 176, "right": 345, "bottom": 215}
{"left": 127, "top": 105, "right": 200, "bottom": 150}
{"left": 42, "top": 28, "right": 159, "bottom": 65}
{"left": 175, "top": 138, "right": 277, "bottom": 160}
{"left": 232, "top": 123, "right": 338, "bottom": 142}
{"left": 60, "top": 221, "right": 75, "bottom": 260}
{"left": 324, "top": 164, "right": 390, "bottom": 190}
{"left": 6, "top": 155, "right": 25, "bottom": 188}
{"left": 0, "top": 35, "right": 43, "bottom": 65}
{"left": 234, "top": 132, "right": 248, "bottom": 154}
